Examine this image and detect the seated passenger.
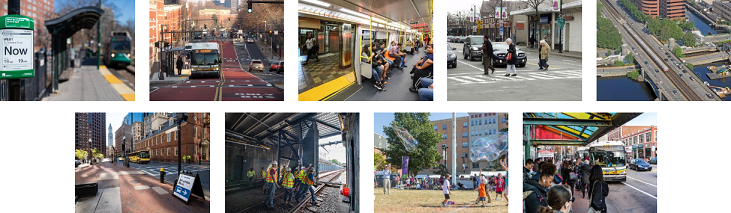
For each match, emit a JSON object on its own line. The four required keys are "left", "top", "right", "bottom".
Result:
{"left": 396, "top": 43, "right": 407, "bottom": 69}
{"left": 418, "top": 78, "right": 433, "bottom": 101}
{"left": 363, "top": 44, "right": 387, "bottom": 91}
{"left": 410, "top": 44, "right": 433, "bottom": 92}
{"left": 388, "top": 41, "right": 405, "bottom": 70}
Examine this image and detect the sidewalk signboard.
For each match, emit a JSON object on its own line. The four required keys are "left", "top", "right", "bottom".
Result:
{"left": 0, "top": 14, "right": 34, "bottom": 79}
{"left": 558, "top": 18, "right": 565, "bottom": 30}
{"left": 173, "top": 172, "right": 205, "bottom": 204}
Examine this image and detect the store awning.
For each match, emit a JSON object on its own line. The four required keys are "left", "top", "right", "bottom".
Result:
{"left": 523, "top": 112, "right": 641, "bottom": 146}
{"left": 45, "top": 6, "right": 103, "bottom": 38}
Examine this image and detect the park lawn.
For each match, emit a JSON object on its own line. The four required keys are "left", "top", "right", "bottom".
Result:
{"left": 374, "top": 187, "right": 508, "bottom": 213}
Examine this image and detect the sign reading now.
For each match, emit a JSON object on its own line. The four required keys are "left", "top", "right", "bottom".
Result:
{"left": 0, "top": 29, "right": 33, "bottom": 71}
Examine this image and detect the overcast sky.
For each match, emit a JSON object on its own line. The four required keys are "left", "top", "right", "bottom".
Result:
{"left": 624, "top": 113, "right": 658, "bottom": 126}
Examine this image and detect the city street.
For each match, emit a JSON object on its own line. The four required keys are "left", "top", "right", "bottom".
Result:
{"left": 447, "top": 42, "right": 582, "bottom": 101}
{"left": 129, "top": 161, "right": 211, "bottom": 199}
{"left": 75, "top": 162, "right": 209, "bottom": 213}
{"left": 573, "top": 165, "right": 658, "bottom": 213}
{"left": 149, "top": 38, "right": 284, "bottom": 101}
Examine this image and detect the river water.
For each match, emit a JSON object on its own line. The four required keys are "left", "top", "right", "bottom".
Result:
{"left": 597, "top": 76, "right": 656, "bottom": 101}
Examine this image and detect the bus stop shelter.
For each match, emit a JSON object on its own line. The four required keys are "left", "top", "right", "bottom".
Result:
{"left": 44, "top": 6, "right": 103, "bottom": 92}
{"left": 523, "top": 112, "right": 641, "bottom": 159}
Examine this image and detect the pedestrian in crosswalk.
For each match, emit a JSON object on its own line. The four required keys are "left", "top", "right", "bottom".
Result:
{"left": 482, "top": 35, "right": 495, "bottom": 75}
{"left": 539, "top": 40, "right": 551, "bottom": 70}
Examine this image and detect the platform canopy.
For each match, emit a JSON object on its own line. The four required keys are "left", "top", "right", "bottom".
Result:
{"left": 225, "top": 113, "right": 343, "bottom": 148}
{"left": 45, "top": 6, "right": 103, "bottom": 38}
{"left": 523, "top": 112, "right": 641, "bottom": 146}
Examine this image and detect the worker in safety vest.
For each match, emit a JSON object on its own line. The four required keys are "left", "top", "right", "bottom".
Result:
{"left": 265, "top": 161, "right": 279, "bottom": 209}
{"left": 295, "top": 167, "right": 317, "bottom": 205}
{"left": 282, "top": 167, "right": 295, "bottom": 206}
{"left": 247, "top": 168, "right": 255, "bottom": 187}
{"left": 295, "top": 165, "right": 311, "bottom": 191}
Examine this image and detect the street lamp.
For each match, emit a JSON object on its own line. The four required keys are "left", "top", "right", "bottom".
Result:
{"left": 88, "top": 138, "right": 92, "bottom": 165}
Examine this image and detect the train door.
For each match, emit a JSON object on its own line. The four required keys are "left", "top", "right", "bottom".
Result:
{"left": 355, "top": 25, "right": 373, "bottom": 83}
{"left": 340, "top": 23, "right": 353, "bottom": 68}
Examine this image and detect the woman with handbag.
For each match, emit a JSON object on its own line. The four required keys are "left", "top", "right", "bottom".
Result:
{"left": 588, "top": 165, "right": 609, "bottom": 213}
{"left": 504, "top": 38, "right": 518, "bottom": 76}
{"left": 537, "top": 185, "right": 574, "bottom": 213}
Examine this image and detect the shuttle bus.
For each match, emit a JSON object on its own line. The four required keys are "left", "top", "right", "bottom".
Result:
{"left": 128, "top": 150, "right": 150, "bottom": 164}
{"left": 189, "top": 42, "right": 221, "bottom": 78}
{"left": 587, "top": 141, "right": 627, "bottom": 182}
{"left": 104, "top": 31, "right": 132, "bottom": 68}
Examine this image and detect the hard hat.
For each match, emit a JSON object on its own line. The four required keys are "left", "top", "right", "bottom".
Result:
{"left": 272, "top": 161, "right": 278, "bottom": 165}
{"left": 309, "top": 167, "right": 315, "bottom": 172}
{"left": 287, "top": 168, "right": 291, "bottom": 172}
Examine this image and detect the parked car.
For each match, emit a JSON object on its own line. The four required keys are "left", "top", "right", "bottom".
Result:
{"left": 270, "top": 61, "right": 284, "bottom": 73}
{"left": 75, "top": 160, "right": 81, "bottom": 168}
{"left": 447, "top": 44, "right": 457, "bottom": 68}
{"left": 492, "top": 42, "right": 527, "bottom": 67}
{"left": 250, "top": 59, "right": 264, "bottom": 72}
{"left": 458, "top": 36, "right": 467, "bottom": 43}
{"left": 462, "top": 35, "right": 484, "bottom": 61}
{"left": 447, "top": 36, "right": 454, "bottom": 42}
{"left": 648, "top": 157, "right": 657, "bottom": 164}
{"left": 629, "top": 159, "right": 652, "bottom": 171}
{"left": 246, "top": 38, "right": 255, "bottom": 43}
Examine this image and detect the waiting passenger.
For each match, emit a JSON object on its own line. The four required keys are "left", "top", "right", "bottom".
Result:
{"left": 363, "top": 44, "right": 386, "bottom": 91}
{"left": 410, "top": 44, "right": 433, "bottom": 92}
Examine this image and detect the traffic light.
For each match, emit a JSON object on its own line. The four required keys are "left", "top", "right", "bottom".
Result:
{"left": 247, "top": 0, "right": 253, "bottom": 13}
{"left": 269, "top": 30, "right": 273, "bottom": 34}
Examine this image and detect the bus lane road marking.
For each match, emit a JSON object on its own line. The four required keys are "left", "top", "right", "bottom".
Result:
{"left": 621, "top": 182, "right": 657, "bottom": 200}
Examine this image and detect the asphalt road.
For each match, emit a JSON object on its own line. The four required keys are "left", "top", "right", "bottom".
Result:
{"left": 447, "top": 42, "right": 582, "bottom": 101}
{"left": 129, "top": 161, "right": 211, "bottom": 199}
{"left": 604, "top": 164, "right": 658, "bottom": 213}
{"left": 149, "top": 39, "right": 284, "bottom": 101}
{"left": 235, "top": 41, "right": 284, "bottom": 87}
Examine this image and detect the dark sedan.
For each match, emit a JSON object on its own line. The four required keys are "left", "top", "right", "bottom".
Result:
{"left": 447, "top": 44, "right": 457, "bottom": 68}
{"left": 629, "top": 159, "right": 652, "bottom": 171}
{"left": 492, "top": 42, "right": 527, "bottom": 67}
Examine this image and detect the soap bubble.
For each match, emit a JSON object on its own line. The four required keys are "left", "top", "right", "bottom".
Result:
{"left": 392, "top": 125, "right": 418, "bottom": 152}
{"left": 470, "top": 133, "right": 508, "bottom": 162}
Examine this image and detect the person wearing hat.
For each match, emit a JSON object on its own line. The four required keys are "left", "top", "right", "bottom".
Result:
{"left": 481, "top": 35, "right": 495, "bottom": 75}
{"left": 282, "top": 167, "right": 295, "bottom": 206}
{"left": 295, "top": 167, "right": 318, "bottom": 205}
{"left": 265, "top": 161, "right": 279, "bottom": 209}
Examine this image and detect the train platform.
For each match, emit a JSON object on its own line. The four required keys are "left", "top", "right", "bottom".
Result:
{"left": 75, "top": 162, "right": 210, "bottom": 213}
{"left": 43, "top": 57, "right": 135, "bottom": 101}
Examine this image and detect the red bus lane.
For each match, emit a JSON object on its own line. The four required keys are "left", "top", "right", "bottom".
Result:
{"left": 150, "top": 40, "right": 283, "bottom": 101}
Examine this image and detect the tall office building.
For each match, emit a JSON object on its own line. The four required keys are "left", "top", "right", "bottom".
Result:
{"left": 75, "top": 113, "right": 107, "bottom": 157}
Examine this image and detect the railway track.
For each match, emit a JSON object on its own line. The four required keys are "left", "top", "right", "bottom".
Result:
{"left": 236, "top": 169, "right": 346, "bottom": 213}
{"left": 602, "top": 0, "right": 703, "bottom": 101}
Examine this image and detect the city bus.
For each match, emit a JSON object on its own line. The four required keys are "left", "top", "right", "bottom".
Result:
{"left": 189, "top": 42, "right": 221, "bottom": 78}
{"left": 104, "top": 31, "right": 133, "bottom": 68}
{"left": 587, "top": 141, "right": 627, "bottom": 182}
{"left": 128, "top": 150, "right": 151, "bottom": 164}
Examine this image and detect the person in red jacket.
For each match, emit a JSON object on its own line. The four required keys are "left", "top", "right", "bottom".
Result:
{"left": 495, "top": 173, "right": 505, "bottom": 201}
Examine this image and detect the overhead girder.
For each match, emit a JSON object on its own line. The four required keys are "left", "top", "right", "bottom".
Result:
{"left": 529, "top": 140, "right": 586, "bottom": 147}
{"left": 522, "top": 117, "right": 613, "bottom": 127}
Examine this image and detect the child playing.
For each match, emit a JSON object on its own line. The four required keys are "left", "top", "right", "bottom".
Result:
{"left": 495, "top": 174, "right": 505, "bottom": 201}
{"left": 442, "top": 174, "right": 452, "bottom": 207}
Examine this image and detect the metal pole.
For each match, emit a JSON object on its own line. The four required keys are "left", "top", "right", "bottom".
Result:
{"left": 559, "top": 1, "right": 564, "bottom": 53}
{"left": 97, "top": 0, "right": 101, "bottom": 69}
{"left": 7, "top": 0, "right": 21, "bottom": 100}
{"left": 177, "top": 117, "right": 182, "bottom": 176}
{"left": 451, "top": 112, "right": 456, "bottom": 185}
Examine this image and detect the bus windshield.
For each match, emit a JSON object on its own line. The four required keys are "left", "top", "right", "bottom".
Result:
{"left": 590, "top": 149, "right": 626, "bottom": 167}
{"left": 111, "top": 41, "right": 131, "bottom": 51}
{"left": 139, "top": 151, "right": 150, "bottom": 158}
{"left": 191, "top": 53, "right": 219, "bottom": 65}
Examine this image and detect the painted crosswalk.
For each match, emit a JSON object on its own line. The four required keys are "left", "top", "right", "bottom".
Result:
{"left": 130, "top": 163, "right": 209, "bottom": 178}
{"left": 447, "top": 70, "right": 582, "bottom": 85}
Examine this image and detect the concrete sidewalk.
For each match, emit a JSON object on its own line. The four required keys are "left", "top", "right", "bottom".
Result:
{"left": 255, "top": 39, "right": 282, "bottom": 60}
{"left": 43, "top": 58, "right": 135, "bottom": 101}
{"left": 75, "top": 162, "right": 209, "bottom": 213}
{"left": 518, "top": 45, "right": 582, "bottom": 60}
{"left": 150, "top": 68, "right": 192, "bottom": 84}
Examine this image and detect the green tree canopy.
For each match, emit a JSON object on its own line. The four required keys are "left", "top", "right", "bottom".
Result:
{"left": 597, "top": 17, "right": 622, "bottom": 50}
{"left": 614, "top": 60, "right": 625, "bottom": 66}
{"left": 383, "top": 113, "right": 441, "bottom": 176}
{"left": 624, "top": 52, "right": 635, "bottom": 64}
{"left": 374, "top": 152, "right": 386, "bottom": 171}
{"left": 683, "top": 31, "right": 697, "bottom": 47}
{"left": 673, "top": 46, "right": 684, "bottom": 58}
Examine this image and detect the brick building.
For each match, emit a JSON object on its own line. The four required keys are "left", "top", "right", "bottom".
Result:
{"left": 607, "top": 125, "right": 658, "bottom": 159}
{"left": 75, "top": 113, "right": 106, "bottom": 157}
{"left": 0, "top": 0, "right": 54, "bottom": 51}
{"left": 428, "top": 116, "right": 471, "bottom": 174}
{"left": 114, "top": 123, "right": 132, "bottom": 156}
{"left": 135, "top": 113, "right": 210, "bottom": 163}
{"left": 132, "top": 121, "right": 144, "bottom": 143}
{"left": 632, "top": 0, "right": 685, "bottom": 20}
{"left": 468, "top": 113, "right": 507, "bottom": 172}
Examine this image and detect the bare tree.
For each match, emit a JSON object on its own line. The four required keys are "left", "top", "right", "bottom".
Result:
{"left": 524, "top": 0, "right": 548, "bottom": 40}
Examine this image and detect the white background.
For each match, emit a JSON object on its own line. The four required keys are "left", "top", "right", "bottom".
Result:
{"left": 0, "top": 1, "right": 726, "bottom": 212}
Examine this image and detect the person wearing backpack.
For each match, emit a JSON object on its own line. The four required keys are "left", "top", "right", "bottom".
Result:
{"left": 523, "top": 162, "right": 556, "bottom": 213}
{"left": 580, "top": 160, "right": 591, "bottom": 198}
{"left": 588, "top": 165, "right": 609, "bottom": 213}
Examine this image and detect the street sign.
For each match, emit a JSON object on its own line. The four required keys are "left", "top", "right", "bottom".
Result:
{"left": 173, "top": 173, "right": 205, "bottom": 204}
{"left": 0, "top": 15, "right": 34, "bottom": 79}
{"left": 476, "top": 20, "right": 482, "bottom": 26}
{"left": 558, "top": 18, "right": 566, "bottom": 29}
{"left": 538, "top": 150, "right": 554, "bottom": 158}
